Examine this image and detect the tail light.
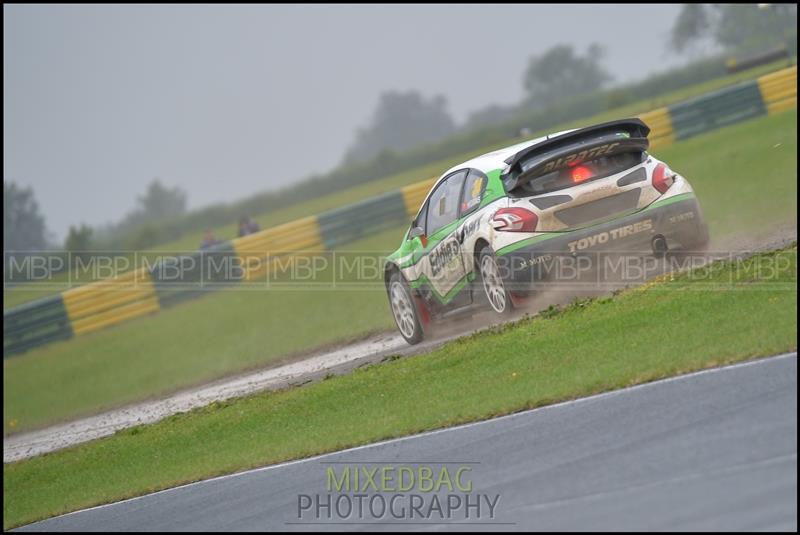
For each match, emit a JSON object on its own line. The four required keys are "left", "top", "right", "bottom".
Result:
{"left": 493, "top": 207, "right": 538, "bottom": 232}
{"left": 570, "top": 165, "right": 593, "bottom": 183}
{"left": 652, "top": 163, "right": 675, "bottom": 194}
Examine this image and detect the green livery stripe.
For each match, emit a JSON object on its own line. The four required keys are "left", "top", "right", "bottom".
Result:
{"left": 478, "top": 169, "right": 506, "bottom": 208}
{"left": 647, "top": 191, "right": 696, "bottom": 209}
{"left": 398, "top": 220, "right": 462, "bottom": 269}
{"left": 496, "top": 233, "right": 559, "bottom": 257}
{"left": 409, "top": 271, "right": 475, "bottom": 305}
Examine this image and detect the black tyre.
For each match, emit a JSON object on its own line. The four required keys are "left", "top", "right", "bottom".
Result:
{"left": 387, "top": 271, "right": 424, "bottom": 345}
{"left": 477, "top": 245, "right": 514, "bottom": 316}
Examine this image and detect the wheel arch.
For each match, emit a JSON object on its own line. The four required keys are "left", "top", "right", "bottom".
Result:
{"left": 384, "top": 261, "right": 401, "bottom": 288}
{"left": 472, "top": 237, "right": 490, "bottom": 269}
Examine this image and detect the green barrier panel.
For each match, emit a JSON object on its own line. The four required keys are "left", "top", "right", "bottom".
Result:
{"left": 318, "top": 190, "right": 407, "bottom": 249}
{"left": 3, "top": 294, "right": 73, "bottom": 357}
{"left": 150, "top": 240, "right": 243, "bottom": 308}
{"left": 669, "top": 80, "right": 766, "bottom": 140}
{"left": 4, "top": 306, "right": 71, "bottom": 339}
{"left": 5, "top": 329, "right": 74, "bottom": 355}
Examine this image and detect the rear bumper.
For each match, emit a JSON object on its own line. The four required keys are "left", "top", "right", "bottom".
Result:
{"left": 497, "top": 193, "right": 708, "bottom": 287}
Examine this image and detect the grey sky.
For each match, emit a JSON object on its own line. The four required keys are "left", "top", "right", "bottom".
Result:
{"left": 4, "top": 4, "right": 685, "bottom": 240}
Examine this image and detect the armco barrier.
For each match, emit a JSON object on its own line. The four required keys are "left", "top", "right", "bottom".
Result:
{"left": 151, "top": 240, "right": 241, "bottom": 306}
{"left": 669, "top": 80, "right": 766, "bottom": 140}
{"left": 318, "top": 190, "right": 407, "bottom": 249}
{"left": 3, "top": 294, "right": 72, "bottom": 355}
{"left": 63, "top": 266, "right": 160, "bottom": 336}
{"left": 758, "top": 66, "right": 797, "bottom": 115}
{"left": 232, "top": 215, "right": 323, "bottom": 282}
{"left": 637, "top": 107, "right": 674, "bottom": 149}
{"left": 401, "top": 178, "right": 437, "bottom": 219}
{"left": 3, "top": 66, "right": 797, "bottom": 357}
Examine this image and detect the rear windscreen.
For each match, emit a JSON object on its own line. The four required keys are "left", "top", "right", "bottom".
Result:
{"left": 510, "top": 151, "right": 646, "bottom": 197}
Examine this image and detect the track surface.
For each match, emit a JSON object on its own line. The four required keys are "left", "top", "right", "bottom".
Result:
{"left": 19, "top": 353, "right": 797, "bottom": 531}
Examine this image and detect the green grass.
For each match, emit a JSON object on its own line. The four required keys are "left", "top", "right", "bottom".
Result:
{"left": 657, "top": 111, "right": 797, "bottom": 236}
{"left": 3, "top": 109, "right": 797, "bottom": 436}
{"left": 4, "top": 244, "right": 796, "bottom": 530}
{"left": 3, "top": 60, "right": 792, "bottom": 310}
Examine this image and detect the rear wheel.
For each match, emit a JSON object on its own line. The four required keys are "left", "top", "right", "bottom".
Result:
{"left": 478, "top": 246, "right": 514, "bottom": 316}
{"left": 387, "top": 272, "right": 424, "bottom": 345}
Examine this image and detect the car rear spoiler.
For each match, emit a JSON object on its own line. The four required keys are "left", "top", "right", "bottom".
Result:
{"left": 502, "top": 118, "right": 650, "bottom": 191}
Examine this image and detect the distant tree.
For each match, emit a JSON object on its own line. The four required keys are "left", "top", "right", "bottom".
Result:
{"left": 715, "top": 3, "right": 796, "bottom": 55}
{"left": 64, "top": 224, "right": 94, "bottom": 266}
{"left": 671, "top": 4, "right": 798, "bottom": 56}
{"left": 136, "top": 179, "right": 188, "bottom": 222}
{"left": 522, "top": 44, "right": 613, "bottom": 109}
{"left": 343, "top": 91, "right": 456, "bottom": 165}
{"left": 463, "top": 104, "right": 518, "bottom": 131}
{"left": 96, "top": 178, "right": 188, "bottom": 248}
{"left": 670, "top": 4, "right": 713, "bottom": 56}
{"left": 125, "top": 223, "right": 160, "bottom": 250}
{"left": 4, "top": 181, "right": 48, "bottom": 251}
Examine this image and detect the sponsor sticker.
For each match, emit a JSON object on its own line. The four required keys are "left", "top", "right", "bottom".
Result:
{"left": 567, "top": 219, "right": 653, "bottom": 252}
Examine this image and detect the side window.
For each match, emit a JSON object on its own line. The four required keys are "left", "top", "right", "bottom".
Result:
{"left": 414, "top": 201, "right": 428, "bottom": 234}
{"left": 460, "top": 169, "right": 487, "bottom": 216}
{"left": 426, "top": 170, "right": 467, "bottom": 235}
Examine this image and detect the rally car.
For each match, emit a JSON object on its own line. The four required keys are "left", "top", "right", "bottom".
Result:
{"left": 384, "top": 118, "right": 709, "bottom": 344}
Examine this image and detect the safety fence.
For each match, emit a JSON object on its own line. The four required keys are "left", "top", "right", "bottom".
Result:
{"left": 3, "top": 66, "right": 796, "bottom": 357}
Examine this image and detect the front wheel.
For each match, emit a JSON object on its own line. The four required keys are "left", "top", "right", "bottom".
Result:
{"left": 387, "top": 272, "right": 424, "bottom": 345}
{"left": 478, "top": 246, "right": 514, "bottom": 316}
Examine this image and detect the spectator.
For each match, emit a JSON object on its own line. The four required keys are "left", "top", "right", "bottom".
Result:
{"left": 238, "top": 216, "right": 260, "bottom": 237}
{"left": 200, "top": 229, "right": 220, "bottom": 250}
{"left": 247, "top": 217, "right": 260, "bottom": 235}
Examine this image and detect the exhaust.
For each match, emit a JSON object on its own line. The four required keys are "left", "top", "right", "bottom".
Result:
{"left": 651, "top": 235, "right": 668, "bottom": 257}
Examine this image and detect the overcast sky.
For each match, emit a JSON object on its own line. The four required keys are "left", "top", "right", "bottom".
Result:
{"left": 4, "top": 4, "right": 686, "bottom": 240}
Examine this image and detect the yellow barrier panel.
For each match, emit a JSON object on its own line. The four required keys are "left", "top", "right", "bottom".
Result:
{"left": 234, "top": 216, "right": 322, "bottom": 252}
{"left": 67, "top": 287, "right": 153, "bottom": 319}
{"left": 232, "top": 216, "right": 324, "bottom": 282}
{"left": 71, "top": 296, "right": 161, "bottom": 336}
{"left": 237, "top": 251, "right": 317, "bottom": 283}
{"left": 63, "top": 269, "right": 151, "bottom": 311}
{"left": 768, "top": 96, "right": 797, "bottom": 115}
{"left": 401, "top": 177, "right": 437, "bottom": 217}
{"left": 757, "top": 65, "right": 796, "bottom": 88}
{"left": 63, "top": 266, "right": 159, "bottom": 335}
{"left": 758, "top": 66, "right": 797, "bottom": 115}
{"left": 638, "top": 107, "right": 675, "bottom": 150}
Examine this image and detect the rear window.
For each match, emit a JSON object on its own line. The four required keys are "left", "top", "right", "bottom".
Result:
{"left": 510, "top": 152, "right": 646, "bottom": 196}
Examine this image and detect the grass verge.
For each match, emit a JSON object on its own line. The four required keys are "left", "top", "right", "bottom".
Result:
{"left": 3, "top": 109, "right": 796, "bottom": 435}
{"left": 3, "top": 244, "right": 797, "bottom": 529}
